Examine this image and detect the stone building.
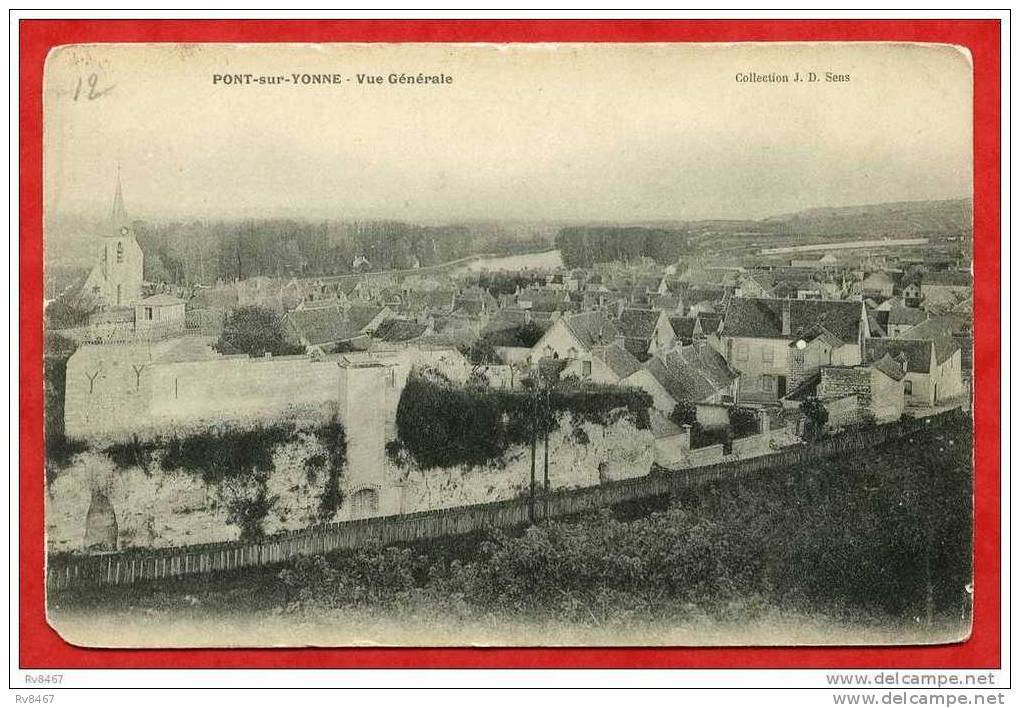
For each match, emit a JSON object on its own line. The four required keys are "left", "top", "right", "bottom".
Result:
{"left": 80, "top": 173, "right": 144, "bottom": 308}
{"left": 719, "top": 297, "right": 869, "bottom": 402}
{"left": 864, "top": 336, "right": 963, "bottom": 408}
{"left": 817, "top": 357, "right": 906, "bottom": 423}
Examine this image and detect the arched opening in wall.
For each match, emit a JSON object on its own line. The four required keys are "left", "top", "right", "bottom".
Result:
{"left": 350, "top": 487, "right": 379, "bottom": 519}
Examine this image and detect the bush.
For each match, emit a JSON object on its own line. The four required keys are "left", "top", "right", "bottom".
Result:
{"left": 222, "top": 477, "right": 278, "bottom": 541}
{"left": 103, "top": 424, "right": 298, "bottom": 487}
{"left": 278, "top": 414, "right": 973, "bottom": 625}
{"left": 727, "top": 406, "right": 759, "bottom": 438}
{"left": 800, "top": 397, "right": 829, "bottom": 441}
{"left": 669, "top": 400, "right": 697, "bottom": 428}
{"left": 459, "top": 338, "right": 499, "bottom": 366}
{"left": 214, "top": 305, "right": 305, "bottom": 358}
{"left": 394, "top": 374, "right": 652, "bottom": 470}
{"left": 691, "top": 423, "right": 730, "bottom": 451}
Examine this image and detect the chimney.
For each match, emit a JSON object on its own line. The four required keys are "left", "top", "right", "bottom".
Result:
{"left": 781, "top": 299, "right": 792, "bottom": 336}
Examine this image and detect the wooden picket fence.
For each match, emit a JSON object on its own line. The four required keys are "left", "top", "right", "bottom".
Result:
{"left": 46, "top": 409, "right": 959, "bottom": 591}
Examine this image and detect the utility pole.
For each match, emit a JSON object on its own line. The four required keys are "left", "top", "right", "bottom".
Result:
{"left": 543, "top": 387, "right": 550, "bottom": 519}
{"left": 529, "top": 412, "right": 537, "bottom": 524}
{"left": 527, "top": 377, "right": 538, "bottom": 524}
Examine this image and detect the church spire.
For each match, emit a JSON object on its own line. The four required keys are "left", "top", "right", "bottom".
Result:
{"left": 111, "top": 165, "right": 128, "bottom": 230}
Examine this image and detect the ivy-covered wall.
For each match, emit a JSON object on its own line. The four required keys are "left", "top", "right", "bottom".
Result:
{"left": 391, "top": 374, "right": 652, "bottom": 471}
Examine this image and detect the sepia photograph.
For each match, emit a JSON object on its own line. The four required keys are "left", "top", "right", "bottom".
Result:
{"left": 40, "top": 41, "right": 975, "bottom": 649}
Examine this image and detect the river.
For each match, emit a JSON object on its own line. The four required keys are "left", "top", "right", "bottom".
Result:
{"left": 457, "top": 249, "right": 564, "bottom": 273}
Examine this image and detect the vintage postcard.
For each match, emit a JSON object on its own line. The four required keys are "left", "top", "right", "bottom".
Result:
{"left": 41, "top": 41, "right": 974, "bottom": 648}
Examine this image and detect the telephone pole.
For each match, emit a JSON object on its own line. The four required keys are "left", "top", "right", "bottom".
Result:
{"left": 543, "top": 387, "right": 550, "bottom": 519}
{"left": 529, "top": 381, "right": 537, "bottom": 523}
{"left": 529, "top": 417, "right": 537, "bottom": 524}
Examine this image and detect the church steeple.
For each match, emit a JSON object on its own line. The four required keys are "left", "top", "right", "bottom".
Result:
{"left": 111, "top": 165, "right": 129, "bottom": 231}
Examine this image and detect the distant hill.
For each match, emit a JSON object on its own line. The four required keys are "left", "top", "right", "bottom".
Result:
{"left": 763, "top": 198, "right": 973, "bottom": 237}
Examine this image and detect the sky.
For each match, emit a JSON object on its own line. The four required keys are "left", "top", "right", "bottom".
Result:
{"left": 43, "top": 42, "right": 973, "bottom": 224}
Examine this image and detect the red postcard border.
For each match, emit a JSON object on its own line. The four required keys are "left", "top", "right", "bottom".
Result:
{"left": 18, "top": 18, "right": 1002, "bottom": 670}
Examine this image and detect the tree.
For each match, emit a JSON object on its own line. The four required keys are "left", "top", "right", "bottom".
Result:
{"left": 460, "top": 338, "right": 498, "bottom": 366}
{"left": 728, "top": 406, "right": 760, "bottom": 438}
{"left": 214, "top": 305, "right": 304, "bottom": 358}
{"left": 669, "top": 400, "right": 697, "bottom": 428}
{"left": 45, "top": 293, "right": 97, "bottom": 330}
{"left": 799, "top": 397, "right": 829, "bottom": 441}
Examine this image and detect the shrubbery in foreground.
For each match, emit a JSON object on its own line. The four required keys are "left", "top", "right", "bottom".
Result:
{"left": 280, "top": 413, "right": 972, "bottom": 625}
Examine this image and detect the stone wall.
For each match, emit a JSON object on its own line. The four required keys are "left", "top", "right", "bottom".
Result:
{"left": 653, "top": 432, "right": 689, "bottom": 467}
{"left": 46, "top": 411, "right": 654, "bottom": 552}
{"left": 819, "top": 366, "right": 872, "bottom": 407}
{"left": 389, "top": 413, "right": 654, "bottom": 515}
{"left": 63, "top": 343, "right": 470, "bottom": 443}
{"left": 731, "top": 429, "right": 791, "bottom": 457}
{"left": 823, "top": 395, "right": 860, "bottom": 428}
{"left": 819, "top": 366, "right": 905, "bottom": 422}
{"left": 678, "top": 443, "right": 726, "bottom": 468}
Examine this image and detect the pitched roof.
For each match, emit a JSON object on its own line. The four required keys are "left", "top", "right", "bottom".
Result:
{"left": 483, "top": 308, "right": 532, "bottom": 334}
{"left": 669, "top": 316, "right": 697, "bottom": 340}
{"left": 373, "top": 319, "right": 430, "bottom": 343}
{"left": 682, "top": 286, "right": 727, "bottom": 307}
{"left": 899, "top": 316, "right": 954, "bottom": 342}
{"left": 284, "top": 306, "right": 357, "bottom": 346}
{"left": 867, "top": 312, "right": 888, "bottom": 338}
{"left": 617, "top": 308, "right": 663, "bottom": 340}
{"left": 791, "top": 325, "right": 844, "bottom": 349}
{"left": 347, "top": 304, "right": 387, "bottom": 333}
{"left": 696, "top": 313, "right": 723, "bottom": 336}
{"left": 783, "top": 371, "right": 821, "bottom": 401}
{"left": 887, "top": 305, "right": 927, "bottom": 326}
{"left": 560, "top": 311, "right": 621, "bottom": 350}
{"left": 896, "top": 317, "right": 962, "bottom": 365}
{"left": 872, "top": 353, "right": 907, "bottom": 381}
{"left": 865, "top": 338, "right": 933, "bottom": 374}
{"left": 643, "top": 342, "right": 738, "bottom": 403}
{"left": 647, "top": 293, "right": 681, "bottom": 311}
{"left": 519, "top": 287, "right": 577, "bottom": 313}
{"left": 721, "top": 297, "right": 864, "bottom": 344}
{"left": 591, "top": 343, "right": 642, "bottom": 380}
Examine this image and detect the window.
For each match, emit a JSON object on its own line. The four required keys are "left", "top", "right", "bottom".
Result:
{"left": 904, "top": 380, "right": 913, "bottom": 395}
{"left": 792, "top": 351, "right": 805, "bottom": 365}
{"left": 761, "top": 346, "right": 774, "bottom": 363}
{"left": 116, "top": 242, "right": 124, "bottom": 264}
{"left": 760, "top": 374, "right": 775, "bottom": 393}
{"left": 144, "top": 307, "right": 153, "bottom": 320}
{"left": 735, "top": 342, "right": 749, "bottom": 361}
{"left": 582, "top": 360, "right": 592, "bottom": 377}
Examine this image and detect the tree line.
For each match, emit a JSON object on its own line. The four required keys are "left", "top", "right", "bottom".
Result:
{"left": 132, "top": 219, "right": 552, "bottom": 286}
{"left": 555, "top": 226, "right": 694, "bottom": 268}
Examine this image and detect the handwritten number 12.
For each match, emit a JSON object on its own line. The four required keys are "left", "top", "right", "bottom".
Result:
{"left": 73, "top": 73, "right": 110, "bottom": 101}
